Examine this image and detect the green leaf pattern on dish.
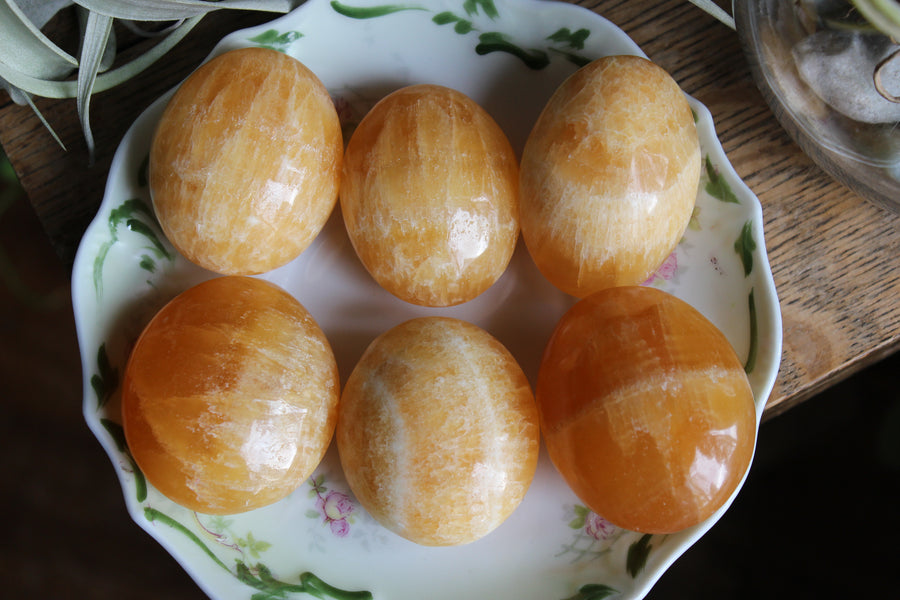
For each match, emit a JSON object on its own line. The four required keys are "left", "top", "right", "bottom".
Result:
{"left": 734, "top": 220, "right": 756, "bottom": 277}
{"left": 703, "top": 155, "right": 739, "bottom": 204}
{"left": 147, "top": 507, "right": 373, "bottom": 600}
{"left": 93, "top": 199, "right": 173, "bottom": 298}
{"left": 562, "top": 583, "right": 621, "bottom": 600}
{"left": 625, "top": 534, "right": 654, "bottom": 578}
{"left": 331, "top": 1, "right": 428, "bottom": 19}
{"left": 744, "top": 288, "right": 759, "bottom": 374}
{"left": 249, "top": 29, "right": 304, "bottom": 52}
{"left": 557, "top": 505, "right": 621, "bottom": 563}
{"left": 93, "top": 153, "right": 174, "bottom": 298}
{"left": 331, "top": 0, "right": 591, "bottom": 68}
{"left": 91, "top": 343, "right": 118, "bottom": 409}
{"left": 702, "top": 155, "right": 760, "bottom": 373}
{"left": 558, "top": 505, "right": 667, "bottom": 595}
{"left": 100, "top": 418, "right": 147, "bottom": 503}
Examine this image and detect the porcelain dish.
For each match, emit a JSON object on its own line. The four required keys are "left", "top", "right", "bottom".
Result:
{"left": 72, "top": 1, "right": 783, "bottom": 598}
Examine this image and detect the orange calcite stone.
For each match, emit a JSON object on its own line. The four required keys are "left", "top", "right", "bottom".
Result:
{"left": 519, "top": 55, "right": 701, "bottom": 298}
{"left": 340, "top": 84, "right": 519, "bottom": 307}
{"left": 536, "top": 286, "right": 756, "bottom": 534}
{"left": 337, "top": 317, "right": 539, "bottom": 545}
{"left": 149, "top": 47, "right": 342, "bottom": 275}
{"left": 122, "top": 276, "right": 339, "bottom": 514}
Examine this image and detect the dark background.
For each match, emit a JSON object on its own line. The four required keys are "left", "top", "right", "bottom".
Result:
{"left": 2, "top": 152, "right": 898, "bottom": 598}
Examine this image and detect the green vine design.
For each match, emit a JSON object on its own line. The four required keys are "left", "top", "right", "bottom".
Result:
{"left": 734, "top": 220, "right": 755, "bottom": 277}
{"left": 703, "top": 156, "right": 760, "bottom": 374}
{"left": 567, "top": 504, "right": 592, "bottom": 530}
{"left": 93, "top": 153, "right": 174, "bottom": 298}
{"left": 703, "top": 155, "right": 739, "bottom": 204}
{"left": 145, "top": 508, "right": 373, "bottom": 600}
{"left": 249, "top": 29, "right": 304, "bottom": 52}
{"left": 557, "top": 505, "right": 623, "bottom": 564}
{"left": 556, "top": 505, "right": 662, "bottom": 598}
{"left": 101, "top": 418, "right": 147, "bottom": 503}
{"left": 744, "top": 289, "right": 759, "bottom": 374}
{"left": 237, "top": 532, "right": 271, "bottom": 560}
{"left": 330, "top": 0, "right": 592, "bottom": 69}
{"left": 91, "top": 343, "right": 118, "bottom": 409}
{"left": 562, "top": 584, "right": 620, "bottom": 600}
{"left": 731, "top": 220, "right": 759, "bottom": 373}
{"left": 93, "top": 197, "right": 174, "bottom": 298}
{"left": 625, "top": 534, "right": 654, "bottom": 578}
{"left": 204, "top": 515, "right": 274, "bottom": 559}
{"left": 331, "top": 1, "right": 428, "bottom": 19}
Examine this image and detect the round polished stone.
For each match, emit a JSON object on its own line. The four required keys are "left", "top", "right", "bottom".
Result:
{"left": 122, "top": 276, "right": 339, "bottom": 514}
{"left": 536, "top": 286, "right": 756, "bottom": 533}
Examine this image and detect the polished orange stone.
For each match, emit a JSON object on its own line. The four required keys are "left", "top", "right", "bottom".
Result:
{"left": 337, "top": 317, "right": 540, "bottom": 545}
{"left": 536, "top": 286, "right": 756, "bottom": 534}
{"left": 122, "top": 276, "right": 339, "bottom": 514}
{"left": 149, "top": 47, "right": 343, "bottom": 275}
{"left": 340, "top": 84, "right": 519, "bottom": 307}
{"left": 519, "top": 55, "right": 700, "bottom": 298}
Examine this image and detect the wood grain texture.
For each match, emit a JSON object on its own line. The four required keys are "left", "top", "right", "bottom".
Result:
{"left": 1, "top": 0, "right": 898, "bottom": 422}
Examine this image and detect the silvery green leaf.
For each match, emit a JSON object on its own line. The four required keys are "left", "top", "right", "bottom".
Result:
{"left": 77, "top": 5, "right": 117, "bottom": 72}
{"left": 0, "top": 0, "right": 77, "bottom": 79}
{"left": 71, "top": 0, "right": 292, "bottom": 21}
{"left": 76, "top": 10, "right": 113, "bottom": 163}
{"left": 13, "top": 88, "right": 67, "bottom": 149}
{"left": 0, "top": 59, "right": 77, "bottom": 98}
{"left": 11, "top": 0, "right": 74, "bottom": 30}
{"left": 118, "top": 18, "right": 188, "bottom": 38}
{"left": 685, "top": 0, "right": 735, "bottom": 29}
{"left": 0, "top": 76, "right": 66, "bottom": 148}
{"left": 0, "top": 14, "right": 203, "bottom": 99}
{"left": 851, "top": 0, "right": 900, "bottom": 40}
{"left": 89, "top": 15, "right": 203, "bottom": 92}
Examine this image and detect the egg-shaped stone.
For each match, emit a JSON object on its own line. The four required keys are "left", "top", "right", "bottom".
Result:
{"left": 340, "top": 84, "right": 519, "bottom": 307}
{"left": 536, "top": 286, "right": 756, "bottom": 534}
{"left": 337, "top": 317, "right": 539, "bottom": 545}
{"left": 520, "top": 55, "right": 701, "bottom": 298}
{"left": 149, "top": 47, "right": 343, "bottom": 275}
{"left": 122, "top": 276, "right": 340, "bottom": 514}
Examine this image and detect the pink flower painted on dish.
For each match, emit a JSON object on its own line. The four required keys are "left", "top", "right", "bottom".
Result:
{"left": 584, "top": 512, "right": 615, "bottom": 541}
{"left": 558, "top": 505, "right": 622, "bottom": 563}
{"left": 307, "top": 475, "right": 355, "bottom": 537}
{"left": 568, "top": 504, "right": 616, "bottom": 541}
{"left": 644, "top": 251, "right": 678, "bottom": 285}
{"left": 317, "top": 491, "right": 354, "bottom": 537}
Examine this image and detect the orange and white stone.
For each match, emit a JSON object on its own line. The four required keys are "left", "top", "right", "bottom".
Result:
{"left": 340, "top": 84, "right": 519, "bottom": 307}
{"left": 337, "top": 317, "right": 539, "bottom": 545}
{"left": 149, "top": 47, "right": 342, "bottom": 275}
{"left": 122, "top": 276, "right": 340, "bottom": 514}
{"left": 519, "top": 55, "right": 700, "bottom": 298}
{"left": 536, "top": 286, "right": 756, "bottom": 534}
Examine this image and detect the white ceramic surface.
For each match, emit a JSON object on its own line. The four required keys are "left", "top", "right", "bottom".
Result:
{"left": 72, "top": 1, "right": 783, "bottom": 598}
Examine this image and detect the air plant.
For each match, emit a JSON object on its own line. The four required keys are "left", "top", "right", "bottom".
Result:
{"left": 795, "top": 0, "right": 899, "bottom": 102}
{"left": 852, "top": 0, "right": 900, "bottom": 39}
{"left": 0, "top": 0, "right": 298, "bottom": 162}
{"left": 849, "top": 0, "right": 900, "bottom": 101}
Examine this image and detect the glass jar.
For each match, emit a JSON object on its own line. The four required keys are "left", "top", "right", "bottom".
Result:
{"left": 734, "top": 0, "right": 900, "bottom": 213}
